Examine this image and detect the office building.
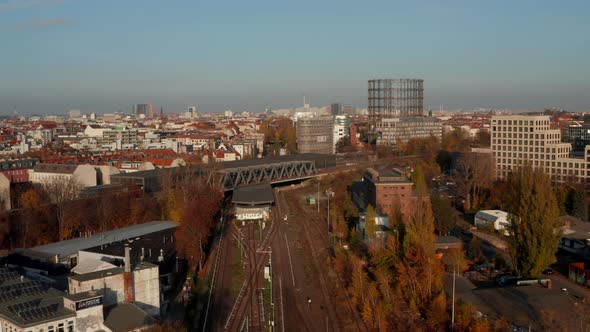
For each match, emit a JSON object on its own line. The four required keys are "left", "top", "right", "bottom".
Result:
{"left": 331, "top": 103, "right": 342, "bottom": 116}
{"left": 563, "top": 124, "right": 590, "bottom": 153}
{"left": 491, "top": 115, "right": 590, "bottom": 182}
{"left": 296, "top": 116, "right": 334, "bottom": 154}
{"left": 375, "top": 117, "right": 442, "bottom": 147}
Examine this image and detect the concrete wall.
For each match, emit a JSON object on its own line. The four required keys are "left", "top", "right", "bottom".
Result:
{"left": 69, "top": 274, "right": 125, "bottom": 307}
{"left": 63, "top": 297, "right": 107, "bottom": 332}
{"left": 73, "top": 165, "right": 97, "bottom": 187}
{"left": 133, "top": 266, "right": 161, "bottom": 316}
{"left": 94, "top": 165, "right": 120, "bottom": 185}
{"left": 0, "top": 173, "right": 10, "bottom": 211}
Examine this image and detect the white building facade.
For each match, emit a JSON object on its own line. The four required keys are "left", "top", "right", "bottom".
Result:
{"left": 491, "top": 115, "right": 590, "bottom": 182}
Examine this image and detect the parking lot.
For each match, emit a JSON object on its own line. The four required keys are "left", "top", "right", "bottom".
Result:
{"left": 444, "top": 271, "right": 588, "bottom": 331}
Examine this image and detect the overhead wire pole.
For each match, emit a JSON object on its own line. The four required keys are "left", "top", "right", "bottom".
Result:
{"left": 317, "top": 181, "right": 320, "bottom": 213}
{"left": 451, "top": 267, "right": 456, "bottom": 331}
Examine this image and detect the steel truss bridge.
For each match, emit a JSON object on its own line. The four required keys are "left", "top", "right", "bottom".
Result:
{"left": 211, "top": 160, "right": 318, "bottom": 191}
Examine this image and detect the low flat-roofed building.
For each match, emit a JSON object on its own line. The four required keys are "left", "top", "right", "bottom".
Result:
{"left": 28, "top": 163, "right": 97, "bottom": 187}
{"left": 232, "top": 183, "right": 274, "bottom": 221}
{"left": 68, "top": 261, "right": 160, "bottom": 317}
{"left": 110, "top": 169, "right": 161, "bottom": 193}
{"left": 474, "top": 210, "right": 511, "bottom": 231}
{"left": 0, "top": 268, "right": 76, "bottom": 332}
{"left": 26, "top": 221, "right": 179, "bottom": 268}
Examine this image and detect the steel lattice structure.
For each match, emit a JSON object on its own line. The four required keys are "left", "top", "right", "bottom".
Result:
{"left": 211, "top": 160, "right": 318, "bottom": 190}
{"left": 368, "top": 79, "right": 424, "bottom": 130}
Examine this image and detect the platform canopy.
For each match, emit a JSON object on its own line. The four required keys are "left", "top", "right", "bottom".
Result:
{"left": 231, "top": 182, "right": 274, "bottom": 206}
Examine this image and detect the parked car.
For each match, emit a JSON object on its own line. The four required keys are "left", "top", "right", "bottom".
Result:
{"left": 542, "top": 268, "right": 554, "bottom": 275}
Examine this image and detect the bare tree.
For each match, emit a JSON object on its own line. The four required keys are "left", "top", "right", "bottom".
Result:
{"left": 40, "top": 176, "right": 81, "bottom": 241}
{"left": 454, "top": 152, "right": 493, "bottom": 212}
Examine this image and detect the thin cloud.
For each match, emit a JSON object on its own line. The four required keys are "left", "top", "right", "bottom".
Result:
{"left": 0, "top": 0, "right": 65, "bottom": 13}
{"left": 3, "top": 18, "right": 72, "bottom": 32}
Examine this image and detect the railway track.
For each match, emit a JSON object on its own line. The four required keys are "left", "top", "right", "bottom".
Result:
{"left": 286, "top": 190, "right": 367, "bottom": 332}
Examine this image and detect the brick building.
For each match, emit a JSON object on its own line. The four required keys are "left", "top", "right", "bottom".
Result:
{"left": 354, "top": 167, "right": 415, "bottom": 220}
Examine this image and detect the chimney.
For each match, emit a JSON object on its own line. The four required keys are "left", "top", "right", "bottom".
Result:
{"left": 124, "top": 245, "right": 134, "bottom": 303}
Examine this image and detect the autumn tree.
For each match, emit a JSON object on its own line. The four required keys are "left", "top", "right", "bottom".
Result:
{"left": 19, "top": 188, "right": 46, "bottom": 248}
{"left": 441, "top": 128, "right": 471, "bottom": 152}
{"left": 454, "top": 152, "right": 493, "bottom": 212}
{"left": 40, "top": 176, "right": 81, "bottom": 241}
{"left": 397, "top": 196, "right": 443, "bottom": 312}
{"left": 570, "top": 187, "right": 588, "bottom": 221}
{"left": 365, "top": 204, "right": 376, "bottom": 240}
{"left": 412, "top": 163, "right": 428, "bottom": 197}
{"left": 349, "top": 255, "right": 369, "bottom": 309}
{"left": 507, "top": 163, "right": 560, "bottom": 278}
{"left": 175, "top": 178, "right": 223, "bottom": 270}
{"left": 431, "top": 194, "right": 455, "bottom": 235}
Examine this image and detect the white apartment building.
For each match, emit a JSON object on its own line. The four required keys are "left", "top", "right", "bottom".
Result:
{"left": 333, "top": 115, "right": 350, "bottom": 153}
{"left": 491, "top": 115, "right": 590, "bottom": 181}
{"left": 28, "top": 164, "right": 97, "bottom": 187}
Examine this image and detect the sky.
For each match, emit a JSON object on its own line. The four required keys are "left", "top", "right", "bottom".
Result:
{"left": 1, "top": 0, "right": 589, "bottom": 115}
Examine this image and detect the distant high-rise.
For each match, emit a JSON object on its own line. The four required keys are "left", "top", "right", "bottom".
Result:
{"left": 368, "top": 79, "right": 424, "bottom": 130}
{"left": 368, "top": 79, "right": 441, "bottom": 147}
{"left": 296, "top": 116, "right": 334, "bottom": 154}
{"left": 68, "top": 109, "right": 81, "bottom": 118}
{"left": 188, "top": 106, "right": 197, "bottom": 117}
{"left": 331, "top": 103, "right": 342, "bottom": 116}
{"left": 135, "top": 104, "right": 149, "bottom": 116}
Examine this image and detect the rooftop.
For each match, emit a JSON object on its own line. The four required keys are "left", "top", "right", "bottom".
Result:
{"left": 68, "top": 262, "right": 156, "bottom": 282}
{"left": 32, "top": 163, "right": 78, "bottom": 174}
{"left": 0, "top": 268, "right": 75, "bottom": 327}
{"left": 560, "top": 215, "right": 590, "bottom": 240}
{"left": 29, "top": 221, "right": 179, "bottom": 258}
{"left": 232, "top": 183, "right": 274, "bottom": 205}
{"left": 365, "top": 167, "right": 411, "bottom": 184}
{"left": 103, "top": 303, "right": 155, "bottom": 332}
{"left": 475, "top": 210, "right": 509, "bottom": 222}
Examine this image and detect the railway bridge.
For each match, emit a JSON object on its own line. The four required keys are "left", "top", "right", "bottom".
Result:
{"left": 210, "top": 154, "right": 336, "bottom": 191}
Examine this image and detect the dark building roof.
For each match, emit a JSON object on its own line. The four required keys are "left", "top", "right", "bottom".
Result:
{"left": 223, "top": 153, "right": 336, "bottom": 170}
{"left": 0, "top": 268, "right": 75, "bottom": 327}
{"left": 29, "top": 221, "right": 179, "bottom": 258}
{"left": 33, "top": 163, "right": 78, "bottom": 174}
{"left": 365, "top": 167, "right": 411, "bottom": 184}
{"left": 232, "top": 183, "right": 274, "bottom": 205}
{"left": 68, "top": 262, "right": 156, "bottom": 283}
{"left": 103, "top": 303, "right": 156, "bottom": 332}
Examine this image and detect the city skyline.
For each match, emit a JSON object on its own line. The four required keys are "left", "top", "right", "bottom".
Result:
{"left": 2, "top": 0, "right": 590, "bottom": 114}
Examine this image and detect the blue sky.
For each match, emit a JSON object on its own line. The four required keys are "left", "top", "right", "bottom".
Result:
{"left": 1, "top": 0, "right": 589, "bottom": 114}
